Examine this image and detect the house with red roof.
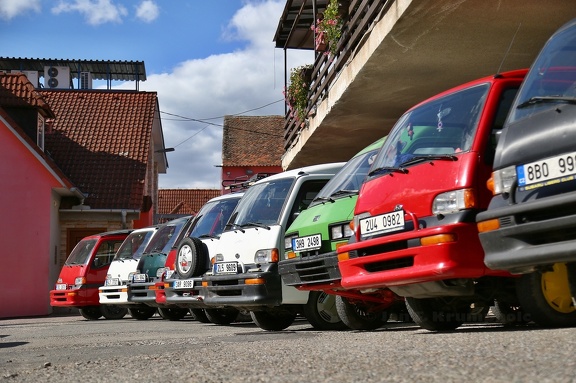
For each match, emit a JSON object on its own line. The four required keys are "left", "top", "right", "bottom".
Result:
{"left": 0, "top": 72, "right": 169, "bottom": 318}
{"left": 157, "top": 188, "right": 220, "bottom": 222}
{"left": 220, "top": 115, "right": 284, "bottom": 193}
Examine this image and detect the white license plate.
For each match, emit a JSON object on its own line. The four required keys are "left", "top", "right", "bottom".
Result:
{"left": 213, "top": 262, "right": 238, "bottom": 274}
{"left": 105, "top": 278, "right": 120, "bottom": 286}
{"left": 292, "top": 234, "right": 322, "bottom": 252}
{"left": 360, "top": 210, "right": 405, "bottom": 236}
{"left": 517, "top": 151, "right": 576, "bottom": 189}
{"left": 173, "top": 279, "right": 194, "bottom": 289}
{"left": 55, "top": 283, "right": 67, "bottom": 290}
{"left": 132, "top": 274, "right": 146, "bottom": 283}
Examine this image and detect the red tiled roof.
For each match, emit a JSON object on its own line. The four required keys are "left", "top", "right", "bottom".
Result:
{"left": 222, "top": 115, "right": 284, "bottom": 166}
{"left": 0, "top": 73, "right": 54, "bottom": 117}
{"left": 158, "top": 189, "right": 221, "bottom": 215}
{"left": 40, "top": 89, "right": 159, "bottom": 210}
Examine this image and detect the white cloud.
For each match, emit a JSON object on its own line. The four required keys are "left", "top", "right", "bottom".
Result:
{"left": 51, "top": 0, "right": 128, "bottom": 25}
{"left": 0, "top": 0, "right": 41, "bottom": 20}
{"left": 136, "top": 0, "right": 314, "bottom": 189}
{"left": 135, "top": 0, "right": 158, "bottom": 23}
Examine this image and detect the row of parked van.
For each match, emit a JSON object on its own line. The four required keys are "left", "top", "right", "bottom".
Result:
{"left": 51, "top": 18, "right": 576, "bottom": 331}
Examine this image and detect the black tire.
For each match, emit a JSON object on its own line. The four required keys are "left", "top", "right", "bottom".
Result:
{"left": 128, "top": 307, "right": 157, "bottom": 320}
{"left": 405, "top": 297, "right": 468, "bottom": 331}
{"left": 175, "top": 237, "right": 207, "bottom": 279}
{"left": 158, "top": 307, "right": 189, "bottom": 321}
{"left": 516, "top": 264, "right": 576, "bottom": 327}
{"left": 79, "top": 306, "right": 102, "bottom": 320}
{"left": 335, "top": 295, "right": 387, "bottom": 330}
{"left": 303, "top": 291, "right": 347, "bottom": 330}
{"left": 250, "top": 308, "right": 296, "bottom": 331}
{"left": 191, "top": 308, "right": 210, "bottom": 323}
{"left": 204, "top": 308, "right": 239, "bottom": 325}
{"left": 491, "top": 300, "right": 528, "bottom": 326}
{"left": 100, "top": 304, "right": 128, "bottom": 320}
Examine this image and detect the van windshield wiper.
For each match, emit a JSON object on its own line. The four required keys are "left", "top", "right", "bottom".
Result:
{"left": 313, "top": 196, "right": 336, "bottom": 204}
{"left": 240, "top": 222, "right": 271, "bottom": 230}
{"left": 330, "top": 189, "right": 358, "bottom": 198}
{"left": 225, "top": 223, "right": 245, "bottom": 232}
{"left": 517, "top": 96, "right": 576, "bottom": 109}
{"left": 399, "top": 154, "right": 457, "bottom": 167}
{"left": 368, "top": 166, "right": 408, "bottom": 177}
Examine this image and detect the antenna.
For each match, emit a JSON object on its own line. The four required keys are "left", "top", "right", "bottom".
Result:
{"left": 496, "top": 23, "right": 522, "bottom": 75}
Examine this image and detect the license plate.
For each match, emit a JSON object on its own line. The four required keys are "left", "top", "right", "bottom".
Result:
{"left": 213, "top": 262, "right": 238, "bottom": 274}
{"left": 292, "top": 234, "right": 322, "bottom": 252}
{"left": 55, "top": 283, "right": 67, "bottom": 290}
{"left": 517, "top": 151, "right": 576, "bottom": 190}
{"left": 173, "top": 279, "right": 194, "bottom": 289}
{"left": 132, "top": 274, "right": 146, "bottom": 283}
{"left": 360, "top": 210, "right": 405, "bottom": 236}
{"left": 105, "top": 278, "right": 120, "bottom": 286}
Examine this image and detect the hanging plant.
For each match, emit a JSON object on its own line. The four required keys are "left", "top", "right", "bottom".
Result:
{"left": 284, "top": 64, "right": 313, "bottom": 122}
{"left": 311, "top": 0, "right": 343, "bottom": 55}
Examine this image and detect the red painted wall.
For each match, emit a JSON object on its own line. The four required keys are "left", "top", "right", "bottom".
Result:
{"left": 0, "top": 120, "right": 64, "bottom": 318}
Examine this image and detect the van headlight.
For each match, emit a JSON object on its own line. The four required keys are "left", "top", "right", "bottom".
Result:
{"left": 432, "top": 189, "right": 476, "bottom": 215}
{"left": 284, "top": 234, "right": 297, "bottom": 250}
{"left": 492, "top": 166, "right": 517, "bottom": 195}
{"left": 74, "top": 277, "right": 86, "bottom": 286}
{"left": 330, "top": 223, "right": 353, "bottom": 240}
{"left": 254, "top": 248, "right": 279, "bottom": 263}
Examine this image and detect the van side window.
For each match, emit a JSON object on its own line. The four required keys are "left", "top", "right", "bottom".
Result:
{"left": 485, "top": 87, "right": 520, "bottom": 164}
{"left": 93, "top": 240, "right": 125, "bottom": 268}
{"left": 289, "top": 180, "right": 329, "bottom": 227}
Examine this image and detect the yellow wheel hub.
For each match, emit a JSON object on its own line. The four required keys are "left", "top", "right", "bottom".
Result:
{"left": 541, "top": 263, "right": 575, "bottom": 314}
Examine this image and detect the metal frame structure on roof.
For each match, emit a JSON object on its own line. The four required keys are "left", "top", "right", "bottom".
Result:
{"left": 273, "top": 0, "right": 329, "bottom": 50}
{"left": 0, "top": 57, "right": 146, "bottom": 90}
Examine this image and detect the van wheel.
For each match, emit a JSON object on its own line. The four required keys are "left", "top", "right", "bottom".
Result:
{"left": 191, "top": 308, "right": 210, "bottom": 323}
{"left": 516, "top": 264, "right": 576, "bottom": 327}
{"left": 128, "top": 307, "right": 157, "bottom": 320}
{"left": 158, "top": 307, "right": 188, "bottom": 321}
{"left": 204, "top": 308, "right": 239, "bottom": 325}
{"left": 175, "top": 238, "right": 207, "bottom": 278}
{"left": 250, "top": 308, "right": 296, "bottom": 331}
{"left": 405, "top": 297, "right": 467, "bottom": 331}
{"left": 79, "top": 306, "right": 102, "bottom": 320}
{"left": 303, "top": 291, "right": 346, "bottom": 330}
{"left": 100, "top": 304, "right": 128, "bottom": 320}
{"left": 335, "top": 295, "right": 387, "bottom": 330}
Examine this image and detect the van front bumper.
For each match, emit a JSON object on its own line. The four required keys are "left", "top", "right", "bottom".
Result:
{"left": 278, "top": 251, "right": 341, "bottom": 289}
{"left": 50, "top": 285, "right": 99, "bottom": 307}
{"left": 478, "top": 192, "right": 576, "bottom": 274}
{"left": 164, "top": 277, "right": 207, "bottom": 308}
{"left": 202, "top": 268, "right": 282, "bottom": 309}
{"left": 339, "top": 222, "right": 509, "bottom": 292}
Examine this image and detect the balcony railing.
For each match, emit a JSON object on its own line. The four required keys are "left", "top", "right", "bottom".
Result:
{"left": 283, "top": 0, "right": 390, "bottom": 151}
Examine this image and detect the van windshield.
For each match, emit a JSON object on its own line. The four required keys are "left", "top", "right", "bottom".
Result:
{"left": 114, "top": 230, "right": 155, "bottom": 261}
{"left": 144, "top": 219, "right": 187, "bottom": 255}
{"left": 65, "top": 239, "right": 97, "bottom": 265}
{"left": 311, "top": 148, "right": 379, "bottom": 206}
{"left": 369, "top": 84, "right": 489, "bottom": 174}
{"left": 228, "top": 178, "right": 293, "bottom": 227}
{"left": 188, "top": 197, "right": 240, "bottom": 238}
{"left": 508, "top": 25, "right": 576, "bottom": 123}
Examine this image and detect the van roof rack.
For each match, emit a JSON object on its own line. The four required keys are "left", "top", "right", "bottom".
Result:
{"left": 223, "top": 173, "right": 276, "bottom": 193}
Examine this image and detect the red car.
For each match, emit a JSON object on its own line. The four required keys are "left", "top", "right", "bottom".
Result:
{"left": 50, "top": 229, "right": 132, "bottom": 320}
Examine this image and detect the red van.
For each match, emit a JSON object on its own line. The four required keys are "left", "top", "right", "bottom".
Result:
{"left": 337, "top": 70, "right": 527, "bottom": 331}
{"left": 50, "top": 230, "right": 132, "bottom": 320}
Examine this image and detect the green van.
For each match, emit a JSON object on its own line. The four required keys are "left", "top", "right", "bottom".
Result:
{"left": 278, "top": 137, "right": 389, "bottom": 329}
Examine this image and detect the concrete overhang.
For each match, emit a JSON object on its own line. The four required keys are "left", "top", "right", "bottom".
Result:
{"left": 283, "top": 0, "right": 576, "bottom": 169}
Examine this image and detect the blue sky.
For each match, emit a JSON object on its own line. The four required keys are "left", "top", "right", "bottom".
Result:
{"left": 0, "top": 0, "right": 312, "bottom": 189}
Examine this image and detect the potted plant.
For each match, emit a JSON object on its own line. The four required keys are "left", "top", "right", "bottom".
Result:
{"left": 284, "top": 64, "right": 313, "bottom": 123}
{"left": 311, "top": 0, "right": 343, "bottom": 55}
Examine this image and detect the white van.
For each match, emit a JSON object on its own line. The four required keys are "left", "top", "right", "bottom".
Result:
{"left": 98, "top": 217, "right": 188, "bottom": 319}
{"left": 201, "top": 163, "right": 344, "bottom": 330}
